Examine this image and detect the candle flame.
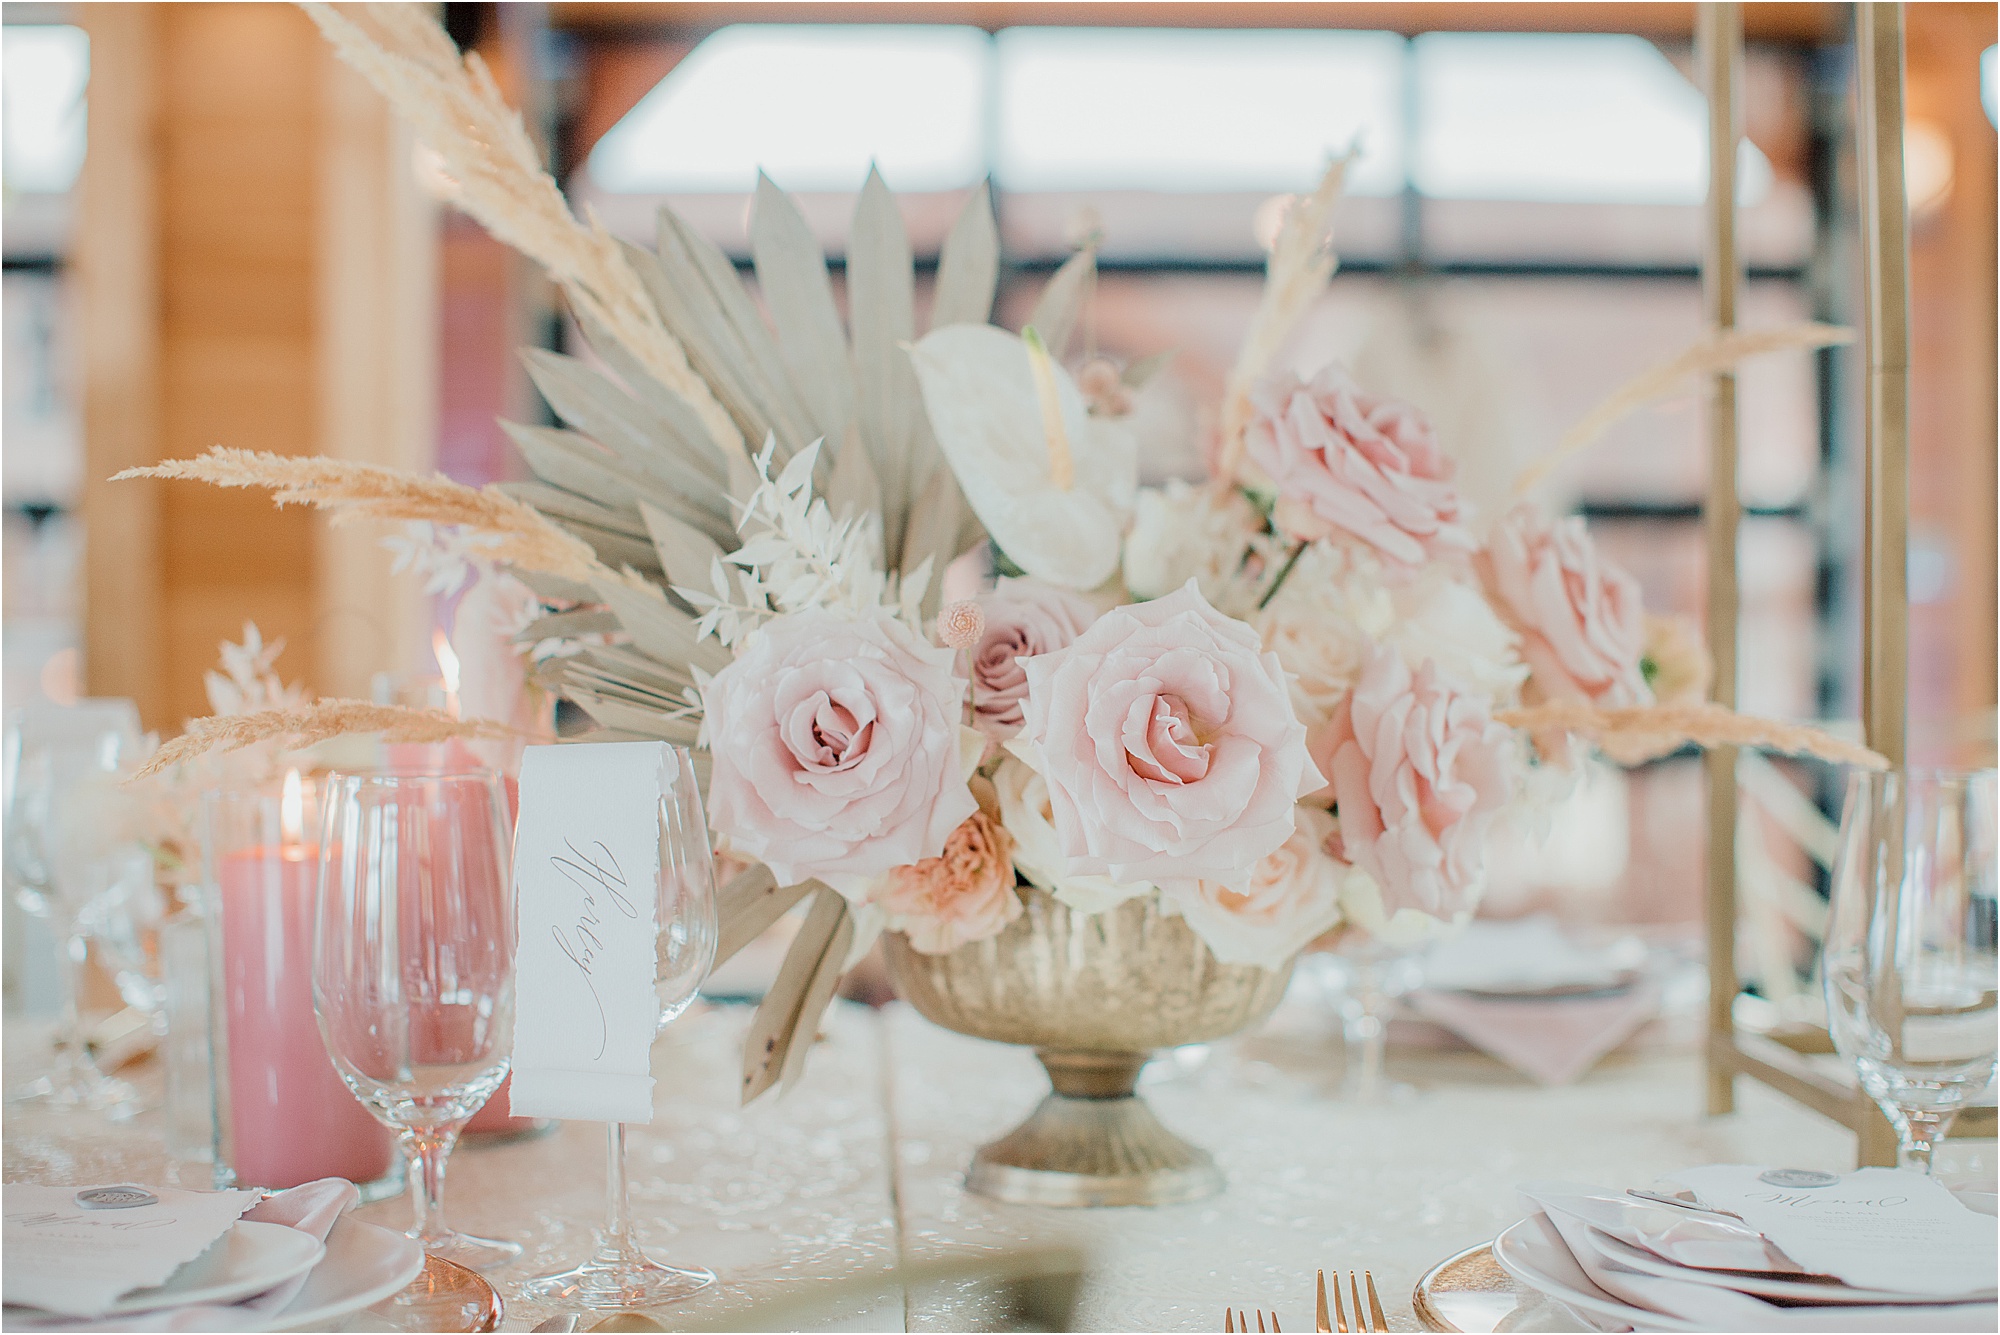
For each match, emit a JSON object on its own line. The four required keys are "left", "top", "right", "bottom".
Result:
{"left": 432, "top": 629, "right": 461, "bottom": 695}
{"left": 280, "top": 769, "right": 305, "bottom": 845}
{"left": 432, "top": 628, "right": 462, "bottom": 717}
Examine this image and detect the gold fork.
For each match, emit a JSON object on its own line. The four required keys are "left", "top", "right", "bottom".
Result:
{"left": 1223, "top": 1308, "right": 1281, "bottom": 1331}
{"left": 1315, "top": 1268, "right": 1388, "bottom": 1333}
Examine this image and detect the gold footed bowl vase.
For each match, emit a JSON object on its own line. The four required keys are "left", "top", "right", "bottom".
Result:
{"left": 883, "top": 888, "right": 1294, "bottom": 1208}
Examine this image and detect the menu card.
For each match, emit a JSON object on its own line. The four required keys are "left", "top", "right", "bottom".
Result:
{"left": 1673, "top": 1165, "right": 1999, "bottom": 1298}
{"left": 3, "top": 1184, "right": 260, "bottom": 1317}
{"left": 509, "top": 741, "right": 668, "bottom": 1124}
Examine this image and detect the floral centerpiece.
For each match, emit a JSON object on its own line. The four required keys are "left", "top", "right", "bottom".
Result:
{"left": 135, "top": 5, "right": 1882, "bottom": 1198}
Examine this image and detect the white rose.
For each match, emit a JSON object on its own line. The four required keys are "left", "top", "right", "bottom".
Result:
{"left": 1121, "top": 479, "right": 1264, "bottom": 606}
{"left": 1254, "top": 543, "right": 1397, "bottom": 726}
{"left": 991, "top": 754, "right": 1150, "bottom": 914}
{"left": 1336, "top": 862, "right": 1465, "bottom": 950}
{"left": 1162, "top": 806, "right": 1347, "bottom": 969}
{"left": 1386, "top": 565, "right": 1529, "bottom": 705}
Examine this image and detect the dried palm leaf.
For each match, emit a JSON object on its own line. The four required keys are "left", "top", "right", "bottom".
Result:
{"left": 930, "top": 182, "right": 1000, "bottom": 329}
{"left": 518, "top": 351, "right": 731, "bottom": 511}
{"left": 639, "top": 501, "right": 727, "bottom": 588}
{"left": 741, "top": 886, "right": 853, "bottom": 1102}
{"left": 1219, "top": 153, "right": 1355, "bottom": 479}
{"left": 848, "top": 167, "right": 921, "bottom": 564}
{"left": 1497, "top": 700, "right": 1888, "bottom": 770}
{"left": 1026, "top": 244, "right": 1098, "bottom": 361}
{"left": 517, "top": 608, "right": 620, "bottom": 642}
{"left": 715, "top": 865, "right": 811, "bottom": 968}
{"left": 751, "top": 174, "right": 856, "bottom": 445}
{"left": 591, "top": 571, "right": 733, "bottom": 676}
{"left": 569, "top": 691, "right": 700, "bottom": 746}
{"left": 299, "top": 2, "right": 740, "bottom": 458}
{"left": 1512, "top": 323, "right": 1855, "bottom": 496}
{"left": 135, "top": 701, "right": 516, "bottom": 779}
{"left": 117, "top": 447, "right": 604, "bottom": 584}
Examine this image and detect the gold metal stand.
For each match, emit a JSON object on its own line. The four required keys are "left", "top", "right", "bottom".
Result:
{"left": 1699, "top": 1, "right": 1917, "bottom": 1167}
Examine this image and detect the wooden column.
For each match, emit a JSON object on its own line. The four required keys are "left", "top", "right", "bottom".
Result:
{"left": 78, "top": 4, "right": 433, "bottom": 728}
{"left": 1698, "top": 0, "right": 1743, "bottom": 1119}
{"left": 75, "top": 5, "right": 163, "bottom": 726}
{"left": 315, "top": 49, "right": 438, "bottom": 698}
{"left": 1855, "top": 1, "right": 1911, "bottom": 769}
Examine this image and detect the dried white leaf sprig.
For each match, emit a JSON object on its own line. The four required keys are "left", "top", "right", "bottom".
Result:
{"left": 381, "top": 521, "right": 504, "bottom": 597}
{"left": 205, "top": 622, "right": 309, "bottom": 717}
{"left": 677, "top": 437, "right": 930, "bottom": 650}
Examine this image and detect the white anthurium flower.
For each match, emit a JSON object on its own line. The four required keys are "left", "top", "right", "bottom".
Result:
{"left": 991, "top": 753, "right": 1151, "bottom": 915}
{"left": 909, "top": 324, "right": 1138, "bottom": 590}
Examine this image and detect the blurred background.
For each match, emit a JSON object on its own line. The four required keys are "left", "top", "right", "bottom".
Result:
{"left": 2, "top": 1, "right": 1994, "bottom": 942}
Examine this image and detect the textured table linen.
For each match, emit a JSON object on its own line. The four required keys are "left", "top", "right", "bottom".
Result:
{"left": 4, "top": 998, "right": 1930, "bottom": 1332}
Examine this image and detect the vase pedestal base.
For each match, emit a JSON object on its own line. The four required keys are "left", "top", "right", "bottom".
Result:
{"left": 964, "top": 1050, "right": 1223, "bottom": 1208}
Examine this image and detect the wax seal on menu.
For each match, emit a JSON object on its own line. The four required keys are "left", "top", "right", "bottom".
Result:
{"left": 74, "top": 1185, "right": 158, "bottom": 1209}
{"left": 1758, "top": 1168, "right": 1840, "bottom": 1188}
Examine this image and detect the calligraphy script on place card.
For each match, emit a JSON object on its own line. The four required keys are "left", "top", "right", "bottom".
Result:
{"left": 4, "top": 1184, "right": 261, "bottom": 1317}
{"left": 509, "top": 741, "right": 670, "bottom": 1124}
{"left": 1674, "top": 1165, "right": 1999, "bottom": 1299}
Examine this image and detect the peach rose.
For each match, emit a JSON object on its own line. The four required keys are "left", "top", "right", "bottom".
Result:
{"left": 874, "top": 810, "right": 1022, "bottom": 954}
{"left": 1166, "top": 806, "right": 1348, "bottom": 968}
{"left": 1244, "top": 366, "right": 1475, "bottom": 572}
{"left": 701, "top": 609, "right": 976, "bottom": 894}
{"left": 1477, "top": 504, "right": 1650, "bottom": 709}
{"left": 1019, "top": 582, "right": 1321, "bottom": 895}
{"left": 1317, "top": 648, "right": 1514, "bottom": 919}
{"left": 969, "top": 579, "right": 1099, "bottom": 741}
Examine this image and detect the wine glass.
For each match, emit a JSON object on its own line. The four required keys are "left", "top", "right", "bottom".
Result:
{"left": 4, "top": 701, "right": 147, "bottom": 1114}
{"left": 313, "top": 768, "right": 521, "bottom": 1269}
{"left": 1824, "top": 766, "right": 1998, "bottom": 1173}
{"left": 522, "top": 746, "right": 719, "bottom": 1309}
{"left": 1312, "top": 940, "right": 1427, "bottom": 1102}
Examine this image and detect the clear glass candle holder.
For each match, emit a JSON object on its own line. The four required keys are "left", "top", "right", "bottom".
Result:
{"left": 202, "top": 773, "right": 401, "bottom": 1199}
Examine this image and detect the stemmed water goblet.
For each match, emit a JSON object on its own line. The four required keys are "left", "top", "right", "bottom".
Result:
{"left": 4, "top": 701, "right": 148, "bottom": 1115}
{"left": 1824, "top": 766, "right": 1997, "bottom": 1174}
{"left": 1309, "top": 932, "right": 1428, "bottom": 1102}
{"left": 522, "top": 747, "right": 719, "bottom": 1309}
{"left": 313, "top": 768, "right": 521, "bottom": 1269}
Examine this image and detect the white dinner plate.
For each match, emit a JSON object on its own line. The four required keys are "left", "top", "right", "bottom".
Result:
{"left": 1585, "top": 1224, "right": 1996, "bottom": 1305}
{"left": 108, "top": 1220, "right": 326, "bottom": 1316}
{"left": 267, "top": 1216, "right": 423, "bottom": 1332}
{"left": 1493, "top": 1213, "right": 1703, "bottom": 1333}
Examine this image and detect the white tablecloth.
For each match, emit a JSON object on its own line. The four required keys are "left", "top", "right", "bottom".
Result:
{"left": 11, "top": 998, "right": 1983, "bottom": 1332}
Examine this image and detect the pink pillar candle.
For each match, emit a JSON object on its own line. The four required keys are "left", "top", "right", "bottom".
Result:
{"left": 216, "top": 842, "right": 394, "bottom": 1188}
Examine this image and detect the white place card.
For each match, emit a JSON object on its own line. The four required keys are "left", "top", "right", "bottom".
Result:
{"left": 508, "top": 741, "right": 671, "bottom": 1124}
{"left": 3, "top": 1183, "right": 260, "bottom": 1317}
{"left": 1674, "top": 1165, "right": 1999, "bottom": 1299}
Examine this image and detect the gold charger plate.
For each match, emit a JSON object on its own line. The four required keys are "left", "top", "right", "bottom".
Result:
{"left": 360, "top": 1256, "right": 503, "bottom": 1332}
{"left": 1413, "top": 1242, "right": 1579, "bottom": 1333}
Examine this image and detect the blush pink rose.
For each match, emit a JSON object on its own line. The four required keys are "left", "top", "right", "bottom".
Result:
{"left": 874, "top": 810, "right": 1022, "bottom": 954}
{"left": 1019, "top": 581, "right": 1321, "bottom": 895}
{"left": 1167, "top": 806, "right": 1348, "bottom": 969}
{"left": 1245, "top": 366, "right": 1475, "bottom": 572}
{"left": 701, "top": 609, "right": 976, "bottom": 892}
{"left": 1477, "top": 504, "right": 1651, "bottom": 708}
{"left": 1316, "top": 647, "right": 1514, "bottom": 919}
{"left": 969, "top": 578, "right": 1099, "bottom": 741}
